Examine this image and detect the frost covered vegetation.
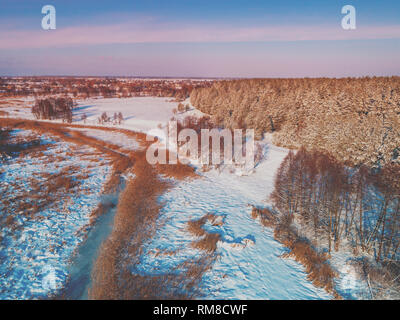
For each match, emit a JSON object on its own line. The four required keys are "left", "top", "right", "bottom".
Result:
{"left": 251, "top": 206, "right": 339, "bottom": 297}
{"left": 89, "top": 148, "right": 212, "bottom": 299}
{"left": 171, "top": 115, "right": 263, "bottom": 171}
{"left": 190, "top": 77, "right": 400, "bottom": 298}
{"left": 0, "top": 126, "right": 112, "bottom": 299}
{"left": 191, "top": 77, "right": 400, "bottom": 166}
{"left": 0, "top": 118, "right": 144, "bottom": 299}
{"left": 269, "top": 149, "right": 400, "bottom": 299}
{"left": 1, "top": 76, "right": 399, "bottom": 300}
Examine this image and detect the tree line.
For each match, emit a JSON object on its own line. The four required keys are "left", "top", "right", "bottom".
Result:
{"left": 32, "top": 97, "right": 73, "bottom": 123}
{"left": 1, "top": 77, "right": 212, "bottom": 101}
{"left": 271, "top": 148, "right": 400, "bottom": 264}
{"left": 190, "top": 77, "right": 400, "bottom": 167}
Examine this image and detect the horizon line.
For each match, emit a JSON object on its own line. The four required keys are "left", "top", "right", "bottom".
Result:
{"left": 2, "top": 75, "right": 400, "bottom": 80}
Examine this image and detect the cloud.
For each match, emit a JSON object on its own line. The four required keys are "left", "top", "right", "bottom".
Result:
{"left": 1, "top": 22, "right": 400, "bottom": 49}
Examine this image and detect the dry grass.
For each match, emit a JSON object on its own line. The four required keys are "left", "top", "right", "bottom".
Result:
{"left": 88, "top": 144, "right": 212, "bottom": 299}
{"left": 0, "top": 117, "right": 135, "bottom": 194}
{"left": 0, "top": 128, "right": 87, "bottom": 226}
{"left": 251, "top": 208, "right": 340, "bottom": 298}
{"left": 281, "top": 239, "right": 338, "bottom": 295}
{"left": 0, "top": 117, "right": 213, "bottom": 299}
{"left": 0, "top": 163, "right": 85, "bottom": 225}
{"left": 187, "top": 213, "right": 224, "bottom": 253}
{"left": 187, "top": 215, "right": 210, "bottom": 237}
{"left": 192, "top": 233, "right": 221, "bottom": 253}
{"left": 250, "top": 206, "right": 277, "bottom": 228}
{"left": 89, "top": 150, "right": 185, "bottom": 299}
{"left": 352, "top": 258, "right": 400, "bottom": 299}
{"left": 274, "top": 216, "right": 339, "bottom": 297}
{"left": 0, "top": 129, "right": 49, "bottom": 158}
{"left": 156, "top": 150, "right": 198, "bottom": 180}
{"left": 91, "top": 200, "right": 116, "bottom": 219}
{"left": 0, "top": 117, "right": 133, "bottom": 235}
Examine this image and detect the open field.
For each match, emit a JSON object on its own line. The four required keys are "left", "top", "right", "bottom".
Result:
{"left": 0, "top": 125, "right": 112, "bottom": 298}
{"left": 1, "top": 0, "right": 400, "bottom": 303}
{"left": 0, "top": 76, "right": 399, "bottom": 300}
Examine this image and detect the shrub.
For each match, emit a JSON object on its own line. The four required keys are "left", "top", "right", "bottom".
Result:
{"left": 250, "top": 206, "right": 277, "bottom": 228}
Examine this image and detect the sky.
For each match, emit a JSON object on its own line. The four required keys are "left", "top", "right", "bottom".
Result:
{"left": 0, "top": 0, "right": 399, "bottom": 77}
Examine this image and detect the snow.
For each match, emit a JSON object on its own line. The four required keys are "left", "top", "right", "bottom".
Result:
{"left": 135, "top": 144, "right": 332, "bottom": 299}
{"left": 68, "top": 127, "right": 141, "bottom": 151}
{"left": 0, "top": 96, "right": 179, "bottom": 135}
{"left": 73, "top": 97, "right": 178, "bottom": 133}
{"left": 0, "top": 96, "right": 361, "bottom": 299}
{"left": 0, "top": 130, "right": 112, "bottom": 299}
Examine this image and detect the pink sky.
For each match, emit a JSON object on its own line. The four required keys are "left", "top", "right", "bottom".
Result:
{"left": 2, "top": 23, "right": 400, "bottom": 49}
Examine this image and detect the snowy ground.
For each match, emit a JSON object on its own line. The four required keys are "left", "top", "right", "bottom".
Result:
{"left": 68, "top": 127, "right": 141, "bottom": 151}
{"left": 72, "top": 97, "right": 179, "bottom": 133}
{"left": 0, "top": 129, "right": 111, "bottom": 299}
{"left": 0, "top": 96, "right": 361, "bottom": 299}
{"left": 0, "top": 96, "right": 196, "bottom": 134}
{"left": 135, "top": 145, "right": 332, "bottom": 299}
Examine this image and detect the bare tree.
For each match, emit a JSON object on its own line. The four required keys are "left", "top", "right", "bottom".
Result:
{"left": 81, "top": 113, "right": 87, "bottom": 124}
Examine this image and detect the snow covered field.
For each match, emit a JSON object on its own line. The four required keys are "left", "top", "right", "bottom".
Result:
{"left": 0, "top": 96, "right": 195, "bottom": 134}
{"left": 73, "top": 97, "right": 179, "bottom": 133}
{"left": 0, "top": 129, "right": 111, "bottom": 299}
{"left": 68, "top": 127, "right": 141, "bottom": 151}
{"left": 0, "top": 96, "right": 358, "bottom": 299}
{"left": 135, "top": 145, "right": 332, "bottom": 299}
{"left": 62, "top": 98, "right": 336, "bottom": 298}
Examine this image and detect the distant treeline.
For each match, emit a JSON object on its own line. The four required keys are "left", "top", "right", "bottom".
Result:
{"left": 1, "top": 78, "right": 212, "bottom": 101}
{"left": 190, "top": 77, "right": 400, "bottom": 167}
